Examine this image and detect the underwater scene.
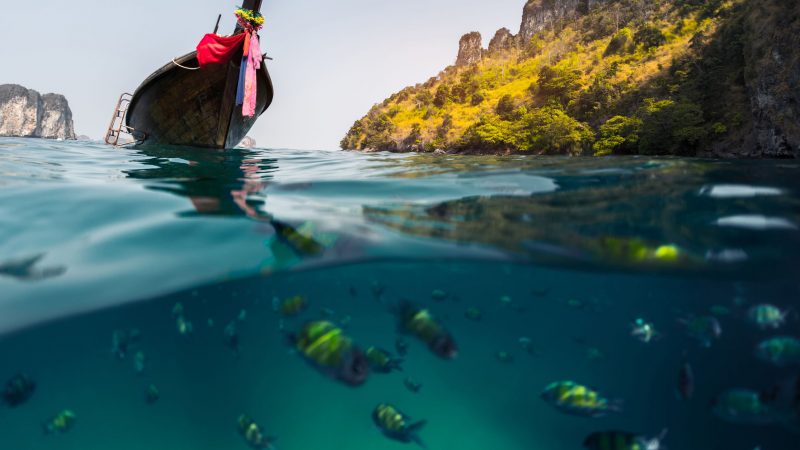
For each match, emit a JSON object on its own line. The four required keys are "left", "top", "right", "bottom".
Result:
{"left": 1, "top": 138, "right": 799, "bottom": 450}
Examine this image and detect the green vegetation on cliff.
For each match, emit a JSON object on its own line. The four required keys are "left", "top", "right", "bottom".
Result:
{"left": 341, "top": 0, "right": 797, "bottom": 156}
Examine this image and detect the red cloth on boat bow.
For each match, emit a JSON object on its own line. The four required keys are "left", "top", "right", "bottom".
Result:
{"left": 196, "top": 33, "right": 246, "bottom": 67}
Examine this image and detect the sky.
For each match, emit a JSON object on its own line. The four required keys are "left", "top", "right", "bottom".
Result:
{"left": 0, "top": 0, "right": 525, "bottom": 149}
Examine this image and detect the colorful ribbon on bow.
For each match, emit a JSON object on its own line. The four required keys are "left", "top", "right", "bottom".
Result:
{"left": 195, "top": 8, "right": 264, "bottom": 118}
{"left": 234, "top": 12, "right": 263, "bottom": 117}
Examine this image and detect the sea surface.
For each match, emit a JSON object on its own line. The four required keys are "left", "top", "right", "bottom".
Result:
{"left": 1, "top": 138, "right": 799, "bottom": 450}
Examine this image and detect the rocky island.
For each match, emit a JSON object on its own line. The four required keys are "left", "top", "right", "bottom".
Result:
{"left": 0, "top": 84, "right": 76, "bottom": 140}
{"left": 341, "top": 0, "right": 799, "bottom": 158}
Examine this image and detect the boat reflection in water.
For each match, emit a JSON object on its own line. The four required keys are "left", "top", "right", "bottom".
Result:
{"left": 124, "top": 146, "right": 329, "bottom": 260}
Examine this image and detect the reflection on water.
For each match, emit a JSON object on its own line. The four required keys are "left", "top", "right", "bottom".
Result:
{"left": 0, "top": 254, "right": 66, "bottom": 281}
{"left": 0, "top": 139, "right": 799, "bottom": 334}
{"left": 125, "top": 147, "right": 278, "bottom": 219}
{"left": 364, "top": 159, "right": 800, "bottom": 275}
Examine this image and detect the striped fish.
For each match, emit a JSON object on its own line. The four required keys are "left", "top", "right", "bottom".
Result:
{"left": 290, "top": 321, "right": 368, "bottom": 386}
{"left": 396, "top": 301, "right": 457, "bottom": 359}
{"left": 541, "top": 381, "right": 622, "bottom": 418}
{"left": 372, "top": 403, "right": 427, "bottom": 448}
{"left": 237, "top": 414, "right": 276, "bottom": 450}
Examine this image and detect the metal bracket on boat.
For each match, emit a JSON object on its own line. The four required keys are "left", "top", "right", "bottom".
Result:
{"left": 105, "top": 93, "right": 146, "bottom": 147}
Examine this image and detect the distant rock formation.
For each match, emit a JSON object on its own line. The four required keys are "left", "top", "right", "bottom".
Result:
{"left": 0, "top": 84, "right": 76, "bottom": 140}
{"left": 456, "top": 32, "right": 483, "bottom": 66}
{"left": 488, "top": 28, "right": 516, "bottom": 54}
{"left": 239, "top": 136, "right": 257, "bottom": 148}
{"left": 519, "top": 0, "right": 580, "bottom": 43}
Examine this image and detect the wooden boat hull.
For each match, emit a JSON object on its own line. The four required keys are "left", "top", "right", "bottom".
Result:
{"left": 125, "top": 51, "right": 273, "bottom": 149}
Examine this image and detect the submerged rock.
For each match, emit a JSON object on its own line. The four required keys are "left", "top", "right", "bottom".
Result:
{"left": 0, "top": 84, "right": 76, "bottom": 140}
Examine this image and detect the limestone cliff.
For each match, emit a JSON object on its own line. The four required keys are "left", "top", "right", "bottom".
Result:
{"left": 0, "top": 84, "right": 76, "bottom": 140}
{"left": 456, "top": 32, "right": 483, "bottom": 67}
{"left": 488, "top": 28, "right": 516, "bottom": 54}
{"left": 342, "top": 0, "right": 800, "bottom": 158}
{"left": 740, "top": 0, "right": 800, "bottom": 157}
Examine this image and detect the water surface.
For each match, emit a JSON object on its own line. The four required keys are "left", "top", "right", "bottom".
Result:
{"left": 0, "top": 138, "right": 798, "bottom": 450}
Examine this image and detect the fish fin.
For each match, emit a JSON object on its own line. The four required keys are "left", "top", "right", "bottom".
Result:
{"left": 390, "top": 358, "right": 405, "bottom": 372}
{"left": 407, "top": 420, "right": 427, "bottom": 432}
{"left": 392, "top": 300, "right": 417, "bottom": 332}
{"left": 608, "top": 399, "right": 624, "bottom": 413}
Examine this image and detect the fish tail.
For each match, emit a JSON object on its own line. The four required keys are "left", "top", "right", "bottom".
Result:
{"left": 408, "top": 420, "right": 427, "bottom": 448}
{"left": 284, "top": 329, "right": 298, "bottom": 348}
{"left": 392, "top": 300, "right": 417, "bottom": 330}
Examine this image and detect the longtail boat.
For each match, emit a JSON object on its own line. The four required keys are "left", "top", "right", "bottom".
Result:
{"left": 106, "top": 0, "right": 273, "bottom": 149}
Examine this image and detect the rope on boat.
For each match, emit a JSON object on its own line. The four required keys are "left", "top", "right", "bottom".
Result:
{"left": 171, "top": 58, "right": 201, "bottom": 70}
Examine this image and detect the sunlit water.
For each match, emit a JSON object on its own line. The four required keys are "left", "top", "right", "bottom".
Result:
{"left": 1, "top": 138, "right": 799, "bottom": 450}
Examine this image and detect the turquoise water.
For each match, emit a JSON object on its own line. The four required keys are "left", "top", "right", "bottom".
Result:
{"left": 1, "top": 137, "right": 799, "bottom": 449}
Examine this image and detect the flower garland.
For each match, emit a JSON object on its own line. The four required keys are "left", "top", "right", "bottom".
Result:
{"left": 235, "top": 7, "right": 264, "bottom": 31}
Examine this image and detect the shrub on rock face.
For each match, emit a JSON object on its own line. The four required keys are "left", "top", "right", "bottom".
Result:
{"left": 635, "top": 26, "right": 667, "bottom": 50}
{"left": 496, "top": 95, "right": 517, "bottom": 120}
{"left": 451, "top": 84, "right": 469, "bottom": 104}
{"left": 471, "top": 91, "right": 486, "bottom": 106}
{"left": 523, "top": 105, "right": 595, "bottom": 155}
{"left": 437, "top": 114, "right": 453, "bottom": 140}
{"left": 362, "top": 113, "right": 397, "bottom": 150}
{"left": 604, "top": 27, "right": 634, "bottom": 56}
{"left": 433, "top": 85, "right": 451, "bottom": 108}
{"left": 341, "top": 119, "right": 365, "bottom": 150}
{"left": 593, "top": 115, "right": 642, "bottom": 156}
{"left": 460, "top": 114, "right": 522, "bottom": 151}
{"left": 536, "top": 65, "right": 582, "bottom": 106}
{"left": 414, "top": 90, "right": 434, "bottom": 109}
{"left": 638, "top": 99, "right": 707, "bottom": 155}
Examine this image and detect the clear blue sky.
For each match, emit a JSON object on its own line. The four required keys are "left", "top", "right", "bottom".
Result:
{"left": 0, "top": 0, "right": 525, "bottom": 149}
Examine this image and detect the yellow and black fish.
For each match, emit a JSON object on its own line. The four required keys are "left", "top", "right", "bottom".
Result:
{"left": 366, "top": 346, "right": 404, "bottom": 373}
{"left": 541, "top": 381, "right": 622, "bottom": 418}
{"left": 583, "top": 429, "right": 667, "bottom": 450}
{"left": 273, "top": 295, "right": 308, "bottom": 317}
{"left": 372, "top": 403, "right": 427, "bottom": 447}
{"left": 396, "top": 301, "right": 457, "bottom": 359}
{"left": 42, "top": 410, "right": 76, "bottom": 435}
{"left": 237, "top": 414, "right": 277, "bottom": 450}
{"left": 290, "top": 320, "right": 368, "bottom": 386}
